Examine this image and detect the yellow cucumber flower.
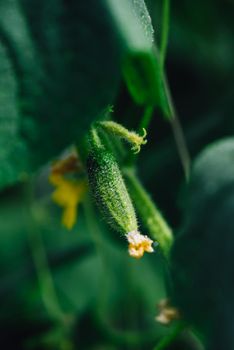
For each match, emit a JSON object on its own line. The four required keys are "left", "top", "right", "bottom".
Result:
{"left": 49, "top": 154, "right": 87, "bottom": 230}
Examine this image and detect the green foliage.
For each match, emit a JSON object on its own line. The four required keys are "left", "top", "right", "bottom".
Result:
{"left": 0, "top": 183, "right": 167, "bottom": 349}
{"left": 0, "top": 0, "right": 121, "bottom": 189}
{"left": 172, "top": 138, "right": 234, "bottom": 349}
{"left": 104, "top": 0, "right": 154, "bottom": 50}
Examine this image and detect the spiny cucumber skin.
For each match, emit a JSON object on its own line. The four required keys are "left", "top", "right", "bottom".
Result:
{"left": 87, "top": 149, "right": 138, "bottom": 235}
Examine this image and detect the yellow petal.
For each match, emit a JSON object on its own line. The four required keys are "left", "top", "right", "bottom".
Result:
{"left": 49, "top": 155, "right": 86, "bottom": 230}
{"left": 62, "top": 206, "right": 77, "bottom": 230}
{"left": 49, "top": 173, "right": 64, "bottom": 186}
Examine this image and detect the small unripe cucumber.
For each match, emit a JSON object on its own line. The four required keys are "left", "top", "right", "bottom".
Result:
{"left": 87, "top": 147, "right": 138, "bottom": 235}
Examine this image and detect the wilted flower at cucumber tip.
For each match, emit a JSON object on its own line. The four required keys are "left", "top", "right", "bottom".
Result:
{"left": 126, "top": 230, "right": 154, "bottom": 258}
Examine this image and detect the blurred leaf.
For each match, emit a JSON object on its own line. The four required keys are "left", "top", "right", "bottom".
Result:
{"left": 54, "top": 254, "right": 101, "bottom": 315}
{"left": 0, "top": 0, "right": 121, "bottom": 190}
{"left": 171, "top": 137, "right": 234, "bottom": 348}
{"left": 0, "top": 185, "right": 93, "bottom": 313}
{"left": 0, "top": 0, "right": 171, "bottom": 190}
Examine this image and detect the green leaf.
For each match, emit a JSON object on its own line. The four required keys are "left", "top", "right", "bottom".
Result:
{"left": 0, "top": 0, "right": 121, "bottom": 189}
{"left": 171, "top": 137, "right": 234, "bottom": 348}
{"left": 103, "top": 0, "right": 154, "bottom": 51}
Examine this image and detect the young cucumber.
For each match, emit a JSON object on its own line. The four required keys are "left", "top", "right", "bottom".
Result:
{"left": 87, "top": 146, "right": 138, "bottom": 235}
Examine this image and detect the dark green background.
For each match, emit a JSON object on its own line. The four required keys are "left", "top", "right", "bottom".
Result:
{"left": 0, "top": 0, "right": 234, "bottom": 348}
